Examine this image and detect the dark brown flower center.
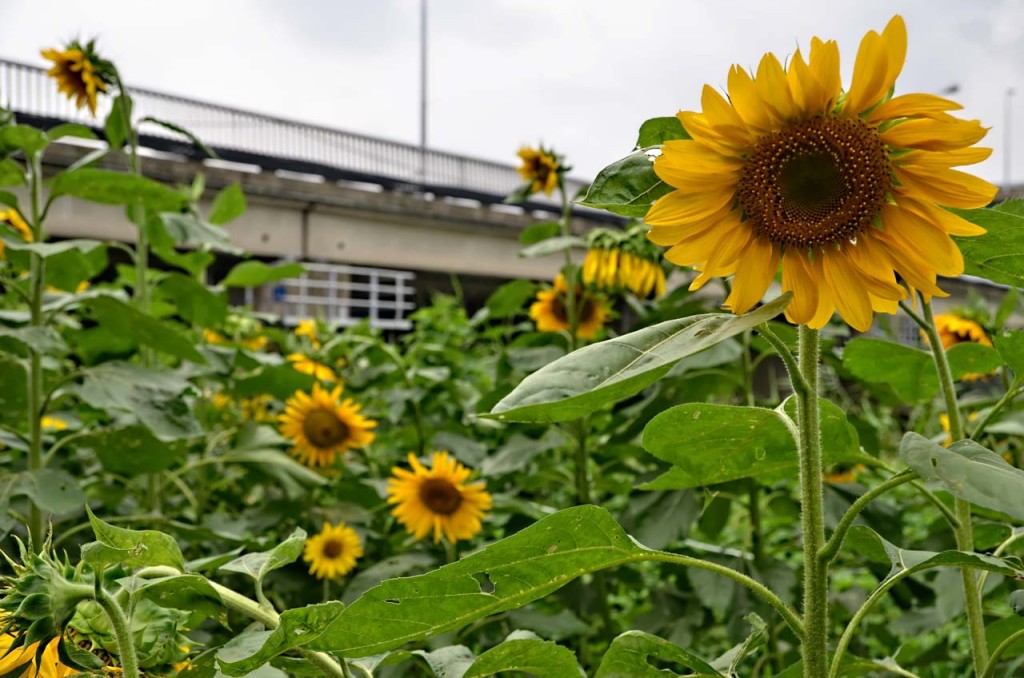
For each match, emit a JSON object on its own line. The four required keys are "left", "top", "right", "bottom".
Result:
{"left": 418, "top": 478, "right": 463, "bottom": 515}
{"left": 551, "top": 291, "right": 596, "bottom": 324}
{"left": 738, "top": 116, "right": 891, "bottom": 249}
{"left": 303, "top": 409, "right": 349, "bottom": 448}
{"left": 321, "top": 539, "right": 343, "bottom": 559}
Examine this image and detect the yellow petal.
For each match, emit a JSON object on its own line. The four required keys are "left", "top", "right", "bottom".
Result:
{"left": 880, "top": 204, "right": 964, "bottom": 276}
{"left": 645, "top": 188, "right": 734, "bottom": 231}
{"left": 663, "top": 211, "right": 744, "bottom": 266}
{"left": 822, "top": 248, "right": 874, "bottom": 331}
{"left": 894, "top": 164, "right": 998, "bottom": 209}
{"left": 700, "top": 84, "right": 752, "bottom": 146}
{"left": 899, "top": 196, "right": 987, "bottom": 236}
{"left": 898, "top": 146, "right": 993, "bottom": 169}
{"left": 728, "top": 64, "right": 773, "bottom": 132}
{"left": 809, "top": 38, "right": 841, "bottom": 109}
{"left": 869, "top": 93, "right": 963, "bottom": 123}
{"left": 881, "top": 117, "right": 988, "bottom": 152}
{"left": 847, "top": 16, "right": 906, "bottom": 115}
{"left": 724, "top": 236, "right": 779, "bottom": 314}
{"left": 754, "top": 53, "right": 798, "bottom": 123}
{"left": 781, "top": 251, "right": 819, "bottom": 325}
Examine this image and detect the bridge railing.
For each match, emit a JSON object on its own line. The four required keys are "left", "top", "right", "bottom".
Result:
{"left": 0, "top": 58, "right": 588, "bottom": 201}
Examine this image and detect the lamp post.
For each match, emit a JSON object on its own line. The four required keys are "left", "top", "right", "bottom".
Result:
{"left": 419, "top": 0, "right": 428, "bottom": 183}
{"left": 1005, "top": 88, "right": 1015, "bottom": 196}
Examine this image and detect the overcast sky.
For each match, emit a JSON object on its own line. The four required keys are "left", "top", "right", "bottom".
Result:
{"left": 0, "top": 0, "right": 1022, "bottom": 186}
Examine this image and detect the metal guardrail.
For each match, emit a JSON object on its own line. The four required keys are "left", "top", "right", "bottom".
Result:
{"left": 0, "top": 58, "right": 588, "bottom": 204}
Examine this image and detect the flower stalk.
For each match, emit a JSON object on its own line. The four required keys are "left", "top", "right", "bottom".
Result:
{"left": 27, "top": 152, "right": 46, "bottom": 551}
{"left": 94, "top": 580, "right": 140, "bottom": 678}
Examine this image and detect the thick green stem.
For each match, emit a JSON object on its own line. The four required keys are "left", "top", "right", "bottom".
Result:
{"left": 920, "top": 299, "right": 989, "bottom": 674}
{"left": 26, "top": 153, "right": 45, "bottom": 551}
{"left": 96, "top": 585, "right": 140, "bottom": 678}
{"left": 796, "top": 325, "right": 827, "bottom": 678}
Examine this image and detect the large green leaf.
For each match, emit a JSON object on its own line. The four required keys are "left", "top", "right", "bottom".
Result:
{"left": 78, "top": 425, "right": 182, "bottom": 476}
{"left": 13, "top": 468, "right": 85, "bottom": 515}
{"left": 484, "top": 279, "right": 537, "bottom": 319}
{"left": 84, "top": 296, "right": 205, "bottom": 363}
{"left": 159, "top": 213, "right": 242, "bottom": 254}
{"left": 954, "top": 201, "right": 1024, "bottom": 287}
{"left": 317, "top": 506, "right": 648, "bottom": 657}
{"left": 842, "top": 338, "right": 938, "bottom": 403}
{"left": 0, "top": 125, "right": 47, "bottom": 155}
{"left": 217, "top": 602, "right": 345, "bottom": 676}
{"left": 4, "top": 239, "right": 109, "bottom": 292}
{"left": 221, "top": 261, "right": 305, "bottom": 287}
{"left": 595, "top": 630, "right": 723, "bottom": 678}
{"left": 158, "top": 273, "right": 228, "bottom": 327}
{"left": 221, "top": 528, "right": 306, "bottom": 587}
{"left": 464, "top": 634, "right": 583, "bottom": 678}
{"left": 994, "top": 330, "right": 1024, "bottom": 378}
{"left": 635, "top": 116, "right": 690, "bottom": 148}
{"left": 576, "top": 150, "right": 673, "bottom": 218}
{"left": 901, "top": 432, "right": 1024, "bottom": 520}
{"left": 946, "top": 342, "right": 1003, "bottom": 379}
{"left": 0, "top": 158, "right": 25, "bottom": 187}
{"left": 82, "top": 506, "right": 186, "bottom": 571}
{"left": 50, "top": 168, "right": 186, "bottom": 211}
{"left": 487, "top": 294, "right": 790, "bottom": 423}
{"left": 208, "top": 183, "right": 247, "bottom": 225}
{"left": 0, "top": 354, "right": 28, "bottom": 421}
{"left": 118, "top": 573, "right": 224, "bottom": 617}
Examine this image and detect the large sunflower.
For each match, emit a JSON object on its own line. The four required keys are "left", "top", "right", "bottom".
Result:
{"left": 646, "top": 16, "right": 996, "bottom": 332}
{"left": 387, "top": 451, "right": 492, "bottom": 545}
{"left": 303, "top": 521, "right": 363, "bottom": 580}
{"left": 278, "top": 383, "right": 376, "bottom": 468}
{"left": 0, "top": 632, "right": 77, "bottom": 678}
{"left": 40, "top": 41, "right": 114, "bottom": 117}
{"left": 529, "top": 273, "right": 609, "bottom": 340}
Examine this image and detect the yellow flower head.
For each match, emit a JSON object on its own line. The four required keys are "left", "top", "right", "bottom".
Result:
{"left": 529, "top": 273, "right": 609, "bottom": 340}
{"left": 286, "top": 353, "right": 340, "bottom": 383}
{"left": 278, "top": 383, "right": 376, "bottom": 468}
{"left": 387, "top": 451, "right": 492, "bottom": 544}
{"left": 295, "top": 319, "right": 322, "bottom": 348}
{"left": 925, "top": 313, "right": 994, "bottom": 381}
{"left": 303, "top": 521, "right": 363, "bottom": 580}
{"left": 583, "top": 248, "right": 667, "bottom": 299}
{"left": 41, "top": 416, "right": 68, "bottom": 432}
{"left": 646, "top": 16, "right": 996, "bottom": 332}
{"left": 40, "top": 40, "right": 114, "bottom": 117}
{"left": 516, "top": 146, "right": 562, "bottom": 196}
{"left": 0, "top": 631, "right": 77, "bottom": 677}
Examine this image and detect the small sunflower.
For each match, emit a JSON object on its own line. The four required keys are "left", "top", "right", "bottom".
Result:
{"left": 303, "top": 521, "right": 363, "bottom": 580}
{"left": 516, "top": 146, "right": 562, "bottom": 196}
{"left": 41, "top": 416, "right": 68, "bottom": 432}
{"left": 278, "top": 383, "right": 376, "bottom": 468}
{"left": 40, "top": 40, "right": 115, "bottom": 117}
{"left": 932, "top": 313, "right": 992, "bottom": 350}
{"left": 824, "top": 463, "right": 865, "bottom": 484}
{"left": 287, "top": 353, "right": 339, "bottom": 383}
{"left": 529, "top": 273, "right": 609, "bottom": 340}
{"left": 0, "top": 209, "right": 33, "bottom": 259}
{"left": 387, "top": 451, "right": 492, "bottom": 544}
{"left": 646, "top": 16, "right": 996, "bottom": 332}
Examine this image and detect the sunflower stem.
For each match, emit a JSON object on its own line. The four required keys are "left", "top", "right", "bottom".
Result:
{"left": 919, "top": 297, "right": 989, "bottom": 674}
{"left": 27, "top": 151, "right": 46, "bottom": 553}
{"left": 95, "top": 578, "right": 141, "bottom": 678}
{"left": 795, "top": 325, "right": 827, "bottom": 678}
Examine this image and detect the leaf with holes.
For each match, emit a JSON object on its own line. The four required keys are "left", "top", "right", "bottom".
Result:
{"left": 313, "top": 506, "right": 649, "bottom": 657}
{"left": 577, "top": 149, "right": 673, "bottom": 218}
{"left": 83, "top": 506, "right": 185, "bottom": 571}
{"left": 487, "top": 294, "right": 790, "bottom": 423}
{"left": 595, "top": 630, "right": 723, "bottom": 677}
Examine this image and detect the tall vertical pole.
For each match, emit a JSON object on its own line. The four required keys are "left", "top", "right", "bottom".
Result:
{"left": 1005, "top": 88, "right": 1015, "bottom": 197}
{"left": 419, "top": 0, "right": 428, "bottom": 183}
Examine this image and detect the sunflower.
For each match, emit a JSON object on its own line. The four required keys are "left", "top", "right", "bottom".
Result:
{"left": 303, "top": 521, "right": 363, "bottom": 580}
{"left": 645, "top": 16, "right": 996, "bottom": 332}
{"left": 203, "top": 328, "right": 268, "bottom": 352}
{"left": 932, "top": 313, "right": 992, "bottom": 350}
{"left": 0, "top": 632, "right": 77, "bottom": 678}
{"left": 0, "top": 209, "right": 33, "bottom": 259}
{"left": 278, "top": 383, "right": 375, "bottom": 468}
{"left": 286, "top": 353, "right": 339, "bottom": 383}
{"left": 516, "top": 146, "right": 561, "bottom": 196}
{"left": 529, "top": 274, "right": 609, "bottom": 340}
{"left": 583, "top": 248, "right": 667, "bottom": 299}
{"left": 824, "top": 463, "right": 865, "bottom": 484}
{"left": 41, "top": 416, "right": 68, "bottom": 432}
{"left": 40, "top": 40, "right": 114, "bottom": 117}
{"left": 295, "top": 319, "right": 322, "bottom": 348}
{"left": 939, "top": 411, "right": 980, "bottom": 447}
{"left": 387, "top": 451, "right": 492, "bottom": 544}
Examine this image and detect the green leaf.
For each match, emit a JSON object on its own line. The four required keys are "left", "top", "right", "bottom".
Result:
{"left": 954, "top": 201, "right": 1024, "bottom": 287}
{"left": 13, "top": 468, "right": 84, "bottom": 515}
{"left": 0, "top": 354, "right": 28, "bottom": 421}
{"left": 159, "top": 213, "right": 242, "bottom": 254}
{"left": 158, "top": 273, "right": 228, "bottom": 327}
{"left": 118, "top": 573, "right": 224, "bottom": 617}
{"left": 3, "top": 239, "right": 109, "bottom": 292}
{"left": 208, "top": 183, "right": 246, "bottom": 224}
{"left": 901, "top": 432, "right": 1024, "bottom": 521}
{"left": 635, "top": 117, "right": 690, "bottom": 148}
{"left": 946, "top": 341, "right": 1003, "bottom": 380}
{"left": 140, "top": 116, "right": 217, "bottom": 159}
{"left": 595, "top": 630, "right": 723, "bottom": 677}
{"left": 50, "top": 168, "right": 186, "bottom": 211}
{"left": 3, "top": 238, "right": 106, "bottom": 259}
{"left": 487, "top": 294, "right": 791, "bottom": 423}
{"left": 221, "top": 528, "right": 306, "bottom": 586}
{"left": 464, "top": 635, "right": 582, "bottom": 678}
{"left": 84, "top": 296, "right": 206, "bottom": 363}
{"left": 995, "top": 288, "right": 1019, "bottom": 331}
{"left": 0, "top": 325, "right": 67, "bottom": 355}
{"left": 83, "top": 505, "right": 186, "bottom": 571}
{"left": 318, "top": 506, "right": 648, "bottom": 657}
{"left": 46, "top": 124, "right": 98, "bottom": 142}
{"left": 105, "top": 94, "right": 132, "bottom": 149}
{"left": 576, "top": 149, "right": 673, "bottom": 218}
{"left": 519, "top": 220, "right": 561, "bottom": 245}
{"left": 845, "top": 524, "right": 1021, "bottom": 578}
{"left": 0, "top": 158, "right": 25, "bottom": 187}
{"left": 217, "top": 602, "right": 345, "bottom": 676}
{"left": 994, "top": 330, "right": 1024, "bottom": 379}
{"left": 484, "top": 279, "right": 537, "bottom": 319}
{"left": 221, "top": 261, "right": 305, "bottom": 287}
{"left": 842, "top": 338, "right": 938, "bottom": 403}
{"left": 77, "top": 425, "right": 182, "bottom": 476}
{"left": 519, "top": 235, "right": 584, "bottom": 258}
{"left": 0, "top": 125, "right": 47, "bottom": 155}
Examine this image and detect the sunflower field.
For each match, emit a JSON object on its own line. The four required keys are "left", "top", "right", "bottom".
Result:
{"left": 3, "top": 14, "right": 1024, "bottom": 678}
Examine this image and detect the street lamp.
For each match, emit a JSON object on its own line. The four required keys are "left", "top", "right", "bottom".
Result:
{"left": 1005, "top": 88, "right": 1015, "bottom": 195}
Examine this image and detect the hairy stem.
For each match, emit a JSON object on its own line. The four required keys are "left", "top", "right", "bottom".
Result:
{"left": 96, "top": 584, "right": 140, "bottom": 678}
{"left": 27, "top": 152, "right": 45, "bottom": 551}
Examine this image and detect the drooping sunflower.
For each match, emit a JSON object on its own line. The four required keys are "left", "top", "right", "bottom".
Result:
{"left": 529, "top": 273, "right": 609, "bottom": 340}
{"left": 932, "top": 313, "right": 991, "bottom": 350}
{"left": 387, "top": 451, "right": 492, "bottom": 545}
{"left": 40, "top": 40, "right": 115, "bottom": 117}
{"left": 583, "top": 247, "right": 667, "bottom": 299}
{"left": 0, "top": 209, "right": 33, "bottom": 259}
{"left": 278, "top": 383, "right": 376, "bottom": 469}
{"left": 646, "top": 16, "right": 996, "bottom": 332}
{"left": 303, "top": 521, "right": 363, "bottom": 580}
{"left": 286, "top": 353, "right": 339, "bottom": 383}
{"left": 0, "top": 632, "right": 77, "bottom": 678}
{"left": 516, "top": 146, "right": 562, "bottom": 196}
